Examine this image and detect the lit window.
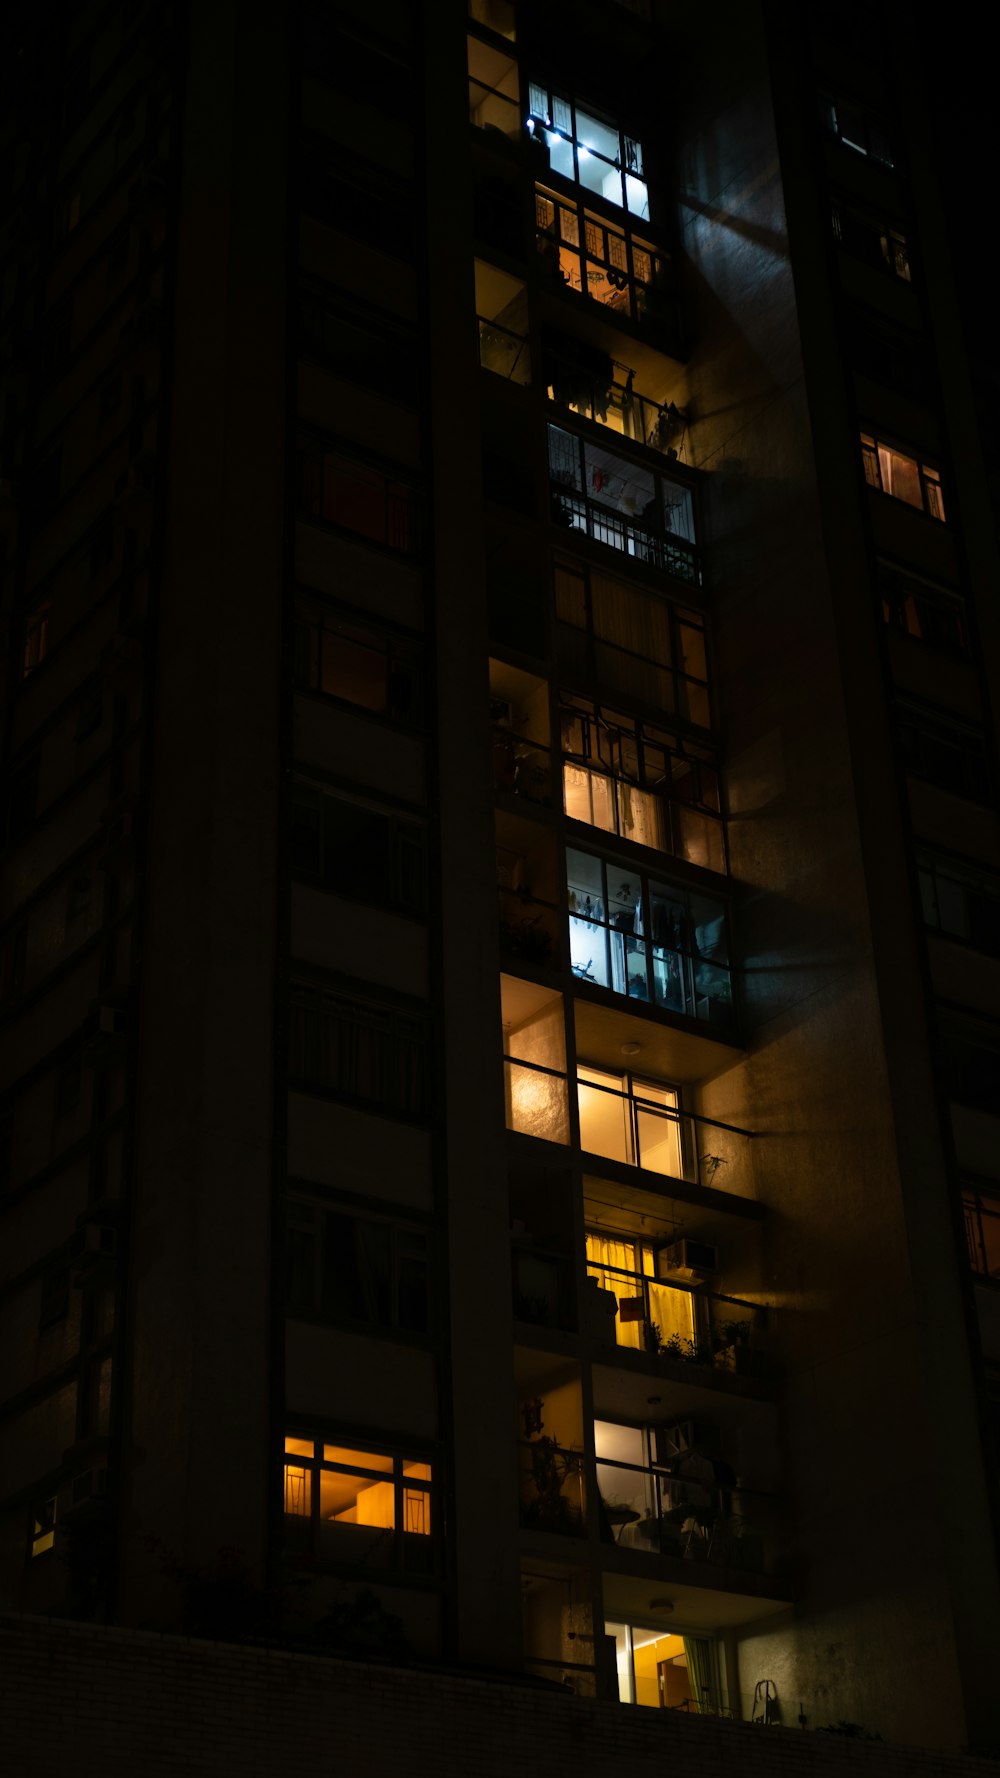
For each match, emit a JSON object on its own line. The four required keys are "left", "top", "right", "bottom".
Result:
{"left": 548, "top": 425, "right": 699, "bottom": 583}
{"left": 567, "top": 846, "right": 733, "bottom": 1027}
{"left": 527, "top": 87, "right": 649, "bottom": 219}
{"left": 31, "top": 1498, "right": 57, "bottom": 1558}
{"left": 283, "top": 1434, "right": 434, "bottom": 1570}
{"left": 578, "top": 1068, "right": 683, "bottom": 1177}
{"left": 560, "top": 696, "right": 724, "bottom": 873}
{"left": 860, "top": 433, "right": 946, "bottom": 522}
{"left": 286, "top": 1199, "right": 431, "bottom": 1335}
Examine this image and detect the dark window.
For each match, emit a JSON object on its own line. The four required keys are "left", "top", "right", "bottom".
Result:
{"left": 286, "top": 1199, "right": 431, "bottom": 1334}
{"left": 289, "top": 981, "right": 426, "bottom": 1117}
{"left": 940, "top": 1026, "right": 1000, "bottom": 1116}
{"left": 0, "top": 924, "right": 28, "bottom": 1002}
{"left": 300, "top": 157, "right": 416, "bottom": 260}
{"left": 554, "top": 556, "right": 709, "bottom": 723}
{"left": 296, "top": 443, "right": 421, "bottom": 556}
{"left": 820, "top": 90, "right": 895, "bottom": 167}
{"left": 919, "top": 854, "right": 1000, "bottom": 955}
{"left": 878, "top": 559, "right": 967, "bottom": 654}
{"left": 897, "top": 704, "right": 990, "bottom": 802}
{"left": 39, "top": 1267, "right": 70, "bottom": 1329}
{"left": 963, "top": 1188, "right": 1000, "bottom": 1282}
{"left": 76, "top": 682, "right": 104, "bottom": 741}
{"left": 22, "top": 603, "right": 50, "bottom": 676}
{"left": 293, "top": 603, "right": 423, "bottom": 724}
{"left": 6, "top": 760, "right": 39, "bottom": 847}
{"left": 290, "top": 785, "right": 425, "bottom": 915}
{"left": 298, "top": 292, "right": 418, "bottom": 405}
{"left": 54, "top": 1053, "right": 83, "bottom": 1118}
{"left": 831, "top": 197, "right": 910, "bottom": 281}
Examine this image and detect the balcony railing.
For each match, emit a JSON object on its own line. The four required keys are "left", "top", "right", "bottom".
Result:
{"left": 583, "top": 1260, "right": 769, "bottom": 1375}
{"left": 595, "top": 1456, "right": 780, "bottom": 1575}
{"left": 545, "top": 348, "right": 685, "bottom": 462}
{"left": 518, "top": 1438, "right": 587, "bottom": 1535}
{"left": 498, "top": 883, "right": 559, "bottom": 971}
{"left": 553, "top": 487, "right": 699, "bottom": 584}
{"left": 577, "top": 1074, "right": 751, "bottom": 1189}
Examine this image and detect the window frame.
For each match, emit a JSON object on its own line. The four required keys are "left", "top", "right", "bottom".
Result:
{"left": 283, "top": 1432, "right": 437, "bottom": 1574}
{"left": 560, "top": 693, "right": 726, "bottom": 874}
{"left": 288, "top": 977, "right": 427, "bottom": 1119}
{"left": 290, "top": 780, "right": 427, "bottom": 917}
{"left": 566, "top": 844, "right": 734, "bottom": 1028}
{"left": 527, "top": 85, "right": 650, "bottom": 220}
{"left": 285, "top": 1195, "right": 433, "bottom": 1337}
{"left": 292, "top": 595, "right": 424, "bottom": 728}
{"left": 860, "top": 431, "right": 946, "bottom": 522}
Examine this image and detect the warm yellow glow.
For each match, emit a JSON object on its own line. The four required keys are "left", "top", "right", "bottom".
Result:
{"left": 322, "top": 1445, "right": 393, "bottom": 1472}
{"left": 403, "top": 1489, "right": 431, "bottom": 1534}
{"left": 283, "top": 1464, "right": 311, "bottom": 1516}
{"left": 285, "top": 1435, "right": 313, "bottom": 1457}
{"left": 633, "top": 1634, "right": 690, "bottom": 1710}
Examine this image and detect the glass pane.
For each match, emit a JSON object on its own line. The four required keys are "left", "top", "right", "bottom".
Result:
{"left": 618, "top": 782, "right": 662, "bottom": 849}
{"left": 878, "top": 445, "right": 922, "bottom": 510}
{"left": 323, "top": 1470, "right": 395, "bottom": 1528}
{"left": 578, "top": 1069, "right": 631, "bottom": 1164}
{"left": 635, "top": 1103, "right": 683, "bottom": 1177}
{"left": 505, "top": 1059, "right": 570, "bottom": 1141}
{"left": 284, "top": 1464, "right": 311, "bottom": 1515}
{"left": 322, "top": 1445, "right": 394, "bottom": 1472}
{"left": 564, "top": 763, "right": 616, "bottom": 832}
{"left": 285, "top": 1435, "right": 314, "bottom": 1457}
{"left": 323, "top": 632, "right": 387, "bottom": 710}
{"left": 555, "top": 564, "right": 587, "bottom": 627}
{"left": 625, "top": 174, "right": 650, "bottom": 220}
{"left": 575, "top": 109, "right": 619, "bottom": 160}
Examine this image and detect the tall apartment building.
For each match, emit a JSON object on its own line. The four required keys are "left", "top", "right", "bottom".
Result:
{"left": 2, "top": 0, "right": 999, "bottom": 1760}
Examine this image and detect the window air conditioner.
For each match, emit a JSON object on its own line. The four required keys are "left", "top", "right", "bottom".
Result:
{"left": 658, "top": 1238, "right": 718, "bottom": 1280}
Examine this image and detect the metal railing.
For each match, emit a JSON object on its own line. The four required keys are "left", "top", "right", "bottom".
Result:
{"left": 551, "top": 486, "right": 700, "bottom": 585}
{"left": 594, "top": 1455, "right": 780, "bottom": 1574}
{"left": 545, "top": 351, "right": 685, "bottom": 462}
{"left": 577, "top": 1075, "right": 752, "bottom": 1190}
{"left": 583, "top": 1261, "right": 769, "bottom": 1375}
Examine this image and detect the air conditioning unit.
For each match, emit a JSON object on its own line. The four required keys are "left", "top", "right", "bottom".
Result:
{"left": 658, "top": 1238, "right": 718, "bottom": 1281}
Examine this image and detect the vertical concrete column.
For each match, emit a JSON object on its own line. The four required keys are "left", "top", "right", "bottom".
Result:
{"left": 120, "top": 0, "right": 287, "bottom": 1618}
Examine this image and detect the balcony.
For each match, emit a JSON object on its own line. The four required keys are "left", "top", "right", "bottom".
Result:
{"left": 594, "top": 1421, "right": 782, "bottom": 1578}
{"left": 476, "top": 259, "right": 530, "bottom": 384}
{"left": 545, "top": 336, "right": 686, "bottom": 463}
{"left": 584, "top": 1241, "right": 770, "bottom": 1380}
{"left": 567, "top": 844, "right": 734, "bottom": 1032}
{"left": 549, "top": 423, "right": 699, "bottom": 585}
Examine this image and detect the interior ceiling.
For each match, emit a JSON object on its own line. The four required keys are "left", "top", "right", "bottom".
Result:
{"left": 574, "top": 993, "right": 743, "bottom": 1085}
{"left": 602, "top": 1570, "right": 792, "bottom": 1633}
